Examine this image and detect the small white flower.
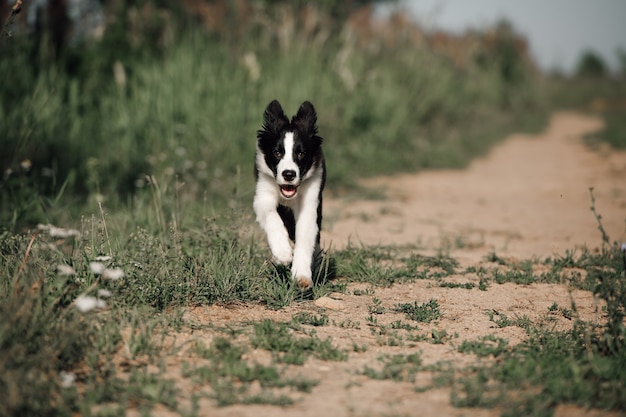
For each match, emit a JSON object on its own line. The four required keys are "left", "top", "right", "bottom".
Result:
{"left": 621, "top": 242, "right": 626, "bottom": 252}
{"left": 175, "top": 146, "right": 187, "bottom": 157}
{"left": 57, "top": 264, "right": 76, "bottom": 276}
{"left": 59, "top": 371, "right": 76, "bottom": 388}
{"left": 74, "top": 295, "right": 107, "bottom": 313}
{"left": 49, "top": 226, "right": 80, "bottom": 238}
{"left": 113, "top": 60, "right": 126, "bottom": 87}
{"left": 89, "top": 262, "right": 105, "bottom": 274}
{"left": 183, "top": 159, "right": 194, "bottom": 171}
{"left": 243, "top": 51, "right": 261, "bottom": 82}
{"left": 134, "top": 177, "right": 146, "bottom": 188}
{"left": 95, "top": 255, "right": 113, "bottom": 262}
{"left": 102, "top": 268, "right": 125, "bottom": 281}
{"left": 38, "top": 223, "right": 80, "bottom": 238}
{"left": 145, "top": 155, "right": 157, "bottom": 166}
{"left": 97, "top": 289, "right": 112, "bottom": 298}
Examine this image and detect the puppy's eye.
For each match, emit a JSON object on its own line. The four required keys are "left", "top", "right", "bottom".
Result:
{"left": 296, "top": 152, "right": 305, "bottom": 161}
{"left": 273, "top": 150, "right": 282, "bottom": 159}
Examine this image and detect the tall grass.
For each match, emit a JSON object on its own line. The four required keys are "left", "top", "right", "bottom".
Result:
{"left": 1, "top": 8, "right": 546, "bottom": 230}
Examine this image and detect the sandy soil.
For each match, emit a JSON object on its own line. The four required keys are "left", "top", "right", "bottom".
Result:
{"left": 324, "top": 112, "right": 626, "bottom": 261}
{"left": 144, "top": 112, "right": 626, "bottom": 417}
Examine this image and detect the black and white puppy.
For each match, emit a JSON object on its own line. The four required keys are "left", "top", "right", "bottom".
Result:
{"left": 254, "top": 100, "right": 326, "bottom": 290}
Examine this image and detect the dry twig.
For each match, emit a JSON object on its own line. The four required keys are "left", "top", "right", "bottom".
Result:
{"left": 1, "top": 0, "right": 23, "bottom": 41}
{"left": 14, "top": 228, "right": 40, "bottom": 294}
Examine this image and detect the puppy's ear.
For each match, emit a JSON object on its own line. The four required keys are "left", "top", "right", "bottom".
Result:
{"left": 261, "top": 100, "right": 289, "bottom": 136}
{"left": 292, "top": 101, "right": 319, "bottom": 137}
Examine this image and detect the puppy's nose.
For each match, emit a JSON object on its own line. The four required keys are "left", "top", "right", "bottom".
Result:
{"left": 282, "top": 170, "right": 296, "bottom": 182}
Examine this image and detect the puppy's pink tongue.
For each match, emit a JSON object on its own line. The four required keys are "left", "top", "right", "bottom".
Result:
{"left": 281, "top": 185, "right": 297, "bottom": 198}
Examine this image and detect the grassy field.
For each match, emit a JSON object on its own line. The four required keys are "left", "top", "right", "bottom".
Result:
{"left": 2, "top": 3, "right": 626, "bottom": 416}
{"left": 1, "top": 7, "right": 549, "bottom": 231}
{"left": 1, "top": 207, "right": 625, "bottom": 416}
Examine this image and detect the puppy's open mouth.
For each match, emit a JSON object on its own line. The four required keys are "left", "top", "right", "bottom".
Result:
{"left": 280, "top": 184, "right": 298, "bottom": 199}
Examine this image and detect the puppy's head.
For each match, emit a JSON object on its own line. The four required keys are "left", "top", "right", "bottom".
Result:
{"left": 256, "top": 100, "right": 323, "bottom": 200}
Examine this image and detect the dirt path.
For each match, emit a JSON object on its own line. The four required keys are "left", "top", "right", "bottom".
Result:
{"left": 324, "top": 111, "right": 626, "bottom": 262}
{"left": 173, "top": 112, "right": 625, "bottom": 417}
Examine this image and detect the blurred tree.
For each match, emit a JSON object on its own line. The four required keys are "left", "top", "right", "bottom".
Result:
{"left": 254, "top": 0, "right": 397, "bottom": 19}
{"left": 576, "top": 50, "right": 607, "bottom": 78}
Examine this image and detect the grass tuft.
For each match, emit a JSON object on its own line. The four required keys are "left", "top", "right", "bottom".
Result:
{"left": 362, "top": 353, "right": 423, "bottom": 383}
{"left": 393, "top": 299, "right": 442, "bottom": 323}
{"left": 251, "top": 319, "right": 347, "bottom": 365}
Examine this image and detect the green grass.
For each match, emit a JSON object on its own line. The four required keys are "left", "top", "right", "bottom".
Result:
{"left": 334, "top": 246, "right": 459, "bottom": 286}
{"left": 547, "top": 302, "right": 573, "bottom": 320}
{"left": 544, "top": 76, "right": 626, "bottom": 155}
{"left": 452, "top": 325, "right": 626, "bottom": 414}
{"left": 353, "top": 244, "right": 626, "bottom": 414}
{"left": 458, "top": 335, "right": 509, "bottom": 358}
{"left": 585, "top": 109, "right": 626, "bottom": 149}
{"left": 291, "top": 312, "right": 330, "bottom": 327}
{"left": 1, "top": 213, "right": 625, "bottom": 414}
{"left": 251, "top": 319, "right": 348, "bottom": 365}
{"left": 451, "top": 241, "right": 626, "bottom": 415}
{"left": 0, "top": 212, "right": 340, "bottom": 415}
{"left": 438, "top": 281, "right": 475, "bottom": 290}
{"left": 393, "top": 299, "right": 442, "bottom": 323}
{"left": 0, "top": 6, "right": 550, "bottom": 231}
{"left": 485, "top": 310, "right": 532, "bottom": 330}
{"left": 187, "top": 337, "right": 316, "bottom": 407}
{"left": 362, "top": 353, "right": 423, "bottom": 383}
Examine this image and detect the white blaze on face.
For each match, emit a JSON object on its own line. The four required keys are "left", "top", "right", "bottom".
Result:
{"left": 277, "top": 132, "right": 299, "bottom": 185}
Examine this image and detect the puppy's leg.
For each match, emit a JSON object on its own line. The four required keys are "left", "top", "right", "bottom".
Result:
{"left": 291, "top": 213, "right": 317, "bottom": 289}
{"left": 291, "top": 183, "right": 322, "bottom": 290}
{"left": 254, "top": 190, "right": 293, "bottom": 265}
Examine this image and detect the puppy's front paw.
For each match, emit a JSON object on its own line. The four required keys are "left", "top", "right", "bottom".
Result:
{"left": 295, "top": 276, "right": 313, "bottom": 290}
{"left": 270, "top": 242, "right": 293, "bottom": 265}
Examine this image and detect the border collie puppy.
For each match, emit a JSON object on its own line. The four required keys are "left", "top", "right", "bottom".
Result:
{"left": 254, "top": 100, "right": 326, "bottom": 290}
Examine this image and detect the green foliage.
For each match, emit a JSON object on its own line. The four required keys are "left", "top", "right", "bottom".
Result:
{"left": 453, "top": 242, "right": 626, "bottom": 414}
{"left": 188, "top": 337, "right": 314, "bottom": 407}
{"left": 393, "top": 299, "right": 441, "bottom": 323}
{"left": 334, "top": 246, "right": 458, "bottom": 286}
{"left": 452, "top": 325, "right": 626, "bottom": 414}
{"left": 492, "top": 261, "right": 535, "bottom": 285}
{"left": 362, "top": 353, "right": 422, "bottom": 382}
{"left": 0, "top": 4, "right": 546, "bottom": 231}
{"left": 586, "top": 244, "right": 626, "bottom": 353}
{"left": 438, "top": 281, "right": 475, "bottom": 290}
{"left": 1, "top": 204, "right": 625, "bottom": 414}
{"left": 251, "top": 319, "right": 347, "bottom": 365}
{"left": 544, "top": 63, "right": 626, "bottom": 154}
{"left": 334, "top": 245, "right": 408, "bottom": 286}
{"left": 575, "top": 50, "right": 607, "bottom": 78}
{"left": 406, "top": 253, "right": 459, "bottom": 278}
{"left": 585, "top": 110, "right": 626, "bottom": 149}
{"left": 485, "top": 310, "right": 532, "bottom": 330}
{"left": 367, "top": 297, "right": 385, "bottom": 314}
{"left": 458, "top": 335, "right": 509, "bottom": 358}
{"left": 0, "top": 234, "right": 101, "bottom": 417}
{"left": 291, "top": 312, "right": 329, "bottom": 327}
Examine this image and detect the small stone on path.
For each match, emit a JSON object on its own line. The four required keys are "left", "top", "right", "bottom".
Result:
{"left": 315, "top": 296, "right": 346, "bottom": 311}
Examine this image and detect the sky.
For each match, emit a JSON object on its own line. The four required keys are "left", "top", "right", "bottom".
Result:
{"left": 378, "top": 0, "right": 626, "bottom": 74}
